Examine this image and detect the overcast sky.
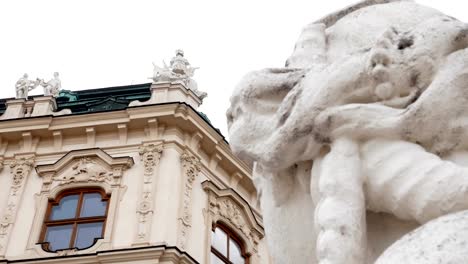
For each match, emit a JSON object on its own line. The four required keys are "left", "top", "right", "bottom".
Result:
{"left": 0, "top": 0, "right": 467, "bottom": 137}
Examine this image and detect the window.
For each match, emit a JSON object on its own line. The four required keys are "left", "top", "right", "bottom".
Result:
{"left": 211, "top": 224, "right": 248, "bottom": 264}
{"left": 40, "top": 188, "right": 109, "bottom": 252}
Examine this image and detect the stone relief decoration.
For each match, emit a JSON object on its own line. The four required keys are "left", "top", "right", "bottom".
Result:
{"left": 177, "top": 150, "right": 201, "bottom": 250}
{"left": 134, "top": 142, "right": 163, "bottom": 245}
{"left": 227, "top": 0, "right": 468, "bottom": 263}
{"left": 202, "top": 181, "right": 264, "bottom": 263}
{"left": 26, "top": 148, "right": 133, "bottom": 257}
{"left": 54, "top": 157, "right": 111, "bottom": 185}
{"left": 151, "top": 49, "right": 207, "bottom": 100}
{"left": 0, "top": 155, "right": 34, "bottom": 258}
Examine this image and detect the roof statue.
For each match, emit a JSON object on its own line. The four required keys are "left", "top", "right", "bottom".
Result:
{"left": 15, "top": 72, "right": 62, "bottom": 99}
{"left": 40, "top": 72, "right": 62, "bottom": 97}
{"left": 227, "top": 0, "right": 468, "bottom": 263}
{"left": 15, "top": 73, "right": 40, "bottom": 99}
{"left": 151, "top": 50, "right": 207, "bottom": 100}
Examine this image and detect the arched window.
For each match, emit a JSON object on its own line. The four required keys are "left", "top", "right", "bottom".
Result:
{"left": 211, "top": 223, "right": 248, "bottom": 264}
{"left": 39, "top": 188, "right": 109, "bottom": 252}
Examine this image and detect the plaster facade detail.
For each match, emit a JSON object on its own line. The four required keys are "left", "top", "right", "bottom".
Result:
{"left": 134, "top": 142, "right": 164, "bottom": 245}
{"left": 0, "top": 95, "right": 268, "bottom": 263}
{"left": 27, "top": 149, "right": 133, "bottom": 257}
{"left": 202, "top": 181, "right": 264, "bottom": 263}
{"left": 0, "top": 155, "right": 34, "bottom": 257}
{"left": 177, "top": 150, "right": 201, "bottom": 250}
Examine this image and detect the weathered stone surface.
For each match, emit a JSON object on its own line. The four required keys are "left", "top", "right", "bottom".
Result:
{"left": 227, "top": 0, "right": 468, "bottom": 263}
{"left": 376, "top": 210, "right": 468, "bottom": 264}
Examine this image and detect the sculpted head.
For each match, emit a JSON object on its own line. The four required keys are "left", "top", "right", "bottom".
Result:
{"left": 227, "top": 0, "right": 468, "bottom": 169}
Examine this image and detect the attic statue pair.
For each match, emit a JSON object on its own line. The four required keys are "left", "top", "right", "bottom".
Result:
{"left": 15, "top": 72, "right": 61, "bottom": 99}
{"left": 227, "top": 0, "right": 468, "bottom": 263}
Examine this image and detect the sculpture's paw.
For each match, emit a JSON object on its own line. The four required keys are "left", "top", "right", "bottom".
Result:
{"left": 376, "top": 210, "right": 468, "bottom": 264}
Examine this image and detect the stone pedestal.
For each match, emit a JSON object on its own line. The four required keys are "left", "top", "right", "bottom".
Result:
{"left": 1, "top": 99, "right": 26, "bottom": 119}
{"left": 130, "top": 82, "right": 203, "bottom": 110}
{"left": 32, "top": 96, "right": 57, "bottom": 117}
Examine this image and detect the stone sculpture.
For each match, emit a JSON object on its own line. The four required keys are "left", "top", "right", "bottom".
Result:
{"left": 15, "top": 73, "right": 40, "bottom": 99}
{"left": 227, "top": 0, "right": 468, "bottom": 263}
{"left": 151, "top": 50, "right": 207, "bottom": 99}
{"left": 40, "top": 72, "right": 62, "bottom": 97}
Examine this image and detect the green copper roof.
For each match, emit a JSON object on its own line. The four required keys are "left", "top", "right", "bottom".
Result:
{"left": 55, "top": 83, "right": 152, "bottom": 114}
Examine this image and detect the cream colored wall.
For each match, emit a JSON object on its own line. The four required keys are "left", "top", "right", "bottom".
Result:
{"left": 0, "top": 102, "right": 270, "bottom": 263}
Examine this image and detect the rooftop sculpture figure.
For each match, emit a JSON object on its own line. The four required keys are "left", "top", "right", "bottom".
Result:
{"left": 15, "top": 73, "right": 40, "bottom": 99}
{"left": 40, "top": 72, "right": 62, "bottom": 97}
{"left": 151, "top": 50, "right": 207, "bottom": 100}
{"left": 228, "top": 0, "right": 468, "bottom": 263}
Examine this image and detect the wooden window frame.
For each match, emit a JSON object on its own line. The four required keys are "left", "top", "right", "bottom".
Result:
{"left": 211, "top": 223, "right": 250, "bottom": 264}
{"left": 39, "top": 188, "right": 110, "bottom": 252}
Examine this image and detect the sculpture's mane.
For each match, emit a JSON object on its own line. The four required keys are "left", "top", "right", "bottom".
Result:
{"left": 316, "top": 0, "right": 412, "bottom": 27}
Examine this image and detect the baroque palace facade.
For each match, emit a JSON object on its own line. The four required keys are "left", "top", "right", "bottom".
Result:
{"left": 0, "top": 52, "right": 270, "bottom": 263}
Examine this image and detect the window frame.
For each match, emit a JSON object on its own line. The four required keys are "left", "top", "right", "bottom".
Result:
{"left": 39, "top": 188, "right": 110, "bottom": 252}
{"left": 211, "top": 223, "right": 250, "bottom": 264}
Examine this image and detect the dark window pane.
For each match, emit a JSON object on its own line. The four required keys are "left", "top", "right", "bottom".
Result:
{"left": 211, "top": 252, "right": 226, "bottom": 264}
{"left": 45, "top": 224, "right": 73, "bottom": 251}
{"left": 230, "top": 239, "right": 245, "bottom": 264}
{"left": 50, "top": 195, "right": 79, "bottom": 220}
{"left": 212, "top": 228, "right": 228, "bottom": 256}
{"left": 80, "top": 193, "right": 107, "bottom": 217}
{"left": 75, "top": 222, "right": 103, "bottom": 249}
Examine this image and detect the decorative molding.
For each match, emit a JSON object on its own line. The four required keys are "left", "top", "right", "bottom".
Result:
{"left": 134, "top": 142, "right": 164, "bottom": 245}
{"left": 177, "top": 150, "right": 201, "bottom": 250}
{"left": 0, "top": 155, "right": 34, "bottom": 257}
{"left": 202, "top": 181, "right": 264, "bottom": 262}
{"left": 3, "top": 245, "right": 198, "bottom": 264}
{"left": 26, "top": 148, "right": 133, "bottom": 258}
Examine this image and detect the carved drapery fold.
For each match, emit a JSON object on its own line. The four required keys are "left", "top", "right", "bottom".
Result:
{"left": 202, "top": 181, "right": 264, "bottom": 262}
{"left": 0, "top": 155, "right": 34, "bottom": 256}
{"left": 177, "top": 150, "right": 201, "bottom": 250}
{"left": 134, "top": 142, "right": 163, "bottom": 245}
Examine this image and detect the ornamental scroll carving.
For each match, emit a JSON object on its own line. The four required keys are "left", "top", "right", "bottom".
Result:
{"left": 134, "top": 143, "right": 163, "bottom": 244}
{"left": 202, "top": 181, "right": 264, "bottom": 258}
{"left": 0, "top": 156, "right": 34, "bottom": 257}
{"left": 177, "top": 150, "right": 201, "bottom": 250}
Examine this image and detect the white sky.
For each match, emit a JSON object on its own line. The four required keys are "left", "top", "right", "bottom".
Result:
{"left": 0, "top": 0, "right": 467, "bottom": 137}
